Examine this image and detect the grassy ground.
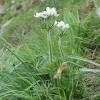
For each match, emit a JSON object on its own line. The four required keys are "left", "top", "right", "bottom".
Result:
{"left": 0, "top": 0, "right": 100, "bottom": 100}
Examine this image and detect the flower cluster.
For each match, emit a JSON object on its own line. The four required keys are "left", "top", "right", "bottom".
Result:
{"left": 34, "top": 7, "right": 70, "bottom": 31}
{"left": 34, "top": 7, "right": 59, "bottom": 18}
{"left": 54, "top": 21, "right": 70, "bottom": 30}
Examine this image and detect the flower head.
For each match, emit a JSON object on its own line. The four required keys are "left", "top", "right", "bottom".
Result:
{"left": 34, "top": 12, "right": 48, "bottom": 18}
{"left": 54, "top": 21, "right": 70, "bottom": 30}
{"left": 34, "top": 7, "right": 59, "bottom": 19}
{"left": 46, "top": 7, "right": 59, "bottom": 17}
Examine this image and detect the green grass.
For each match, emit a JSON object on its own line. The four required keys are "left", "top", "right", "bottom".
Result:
{"left": 0, "top": 0, "right": 100, "bottom": 100}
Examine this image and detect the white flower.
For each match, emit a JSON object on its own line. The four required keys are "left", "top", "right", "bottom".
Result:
{"left": 46, "top": 7, "right": 59, "bottom": 17}
{"left": 96, "top": 7, "right": 100, "bottom": 17}
{"left": 34, "top": 12, "right": 48, "bottom": 18}
{"left": 54, "top": 21, "right": 70, "bottom": 30}
{"left": 34, "top": 7, "right": 59, "bottom": 19}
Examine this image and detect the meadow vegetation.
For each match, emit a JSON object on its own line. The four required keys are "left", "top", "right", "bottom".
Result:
{"left": 0, "top": 0, "right": 100, "bottom": 100}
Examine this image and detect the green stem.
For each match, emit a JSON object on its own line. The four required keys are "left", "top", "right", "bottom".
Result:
{"left": 69, "top": 79, "right": 74, "bottom": 100}
{"left": 47, "top": 31, "right": 52, "bottom": 63}
{"left": 58, "top": 37, "right": 64, "bottom": 60}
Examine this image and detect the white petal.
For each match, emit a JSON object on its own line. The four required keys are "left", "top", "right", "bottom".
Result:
{"left": 57, "top": 21, "right": 65, "bottom": 27}
{"left": 65, "top": 24, "right": 70, "bottom": 29}
{"left": 46, "top": 7, "right": 51, "bottom": 12}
